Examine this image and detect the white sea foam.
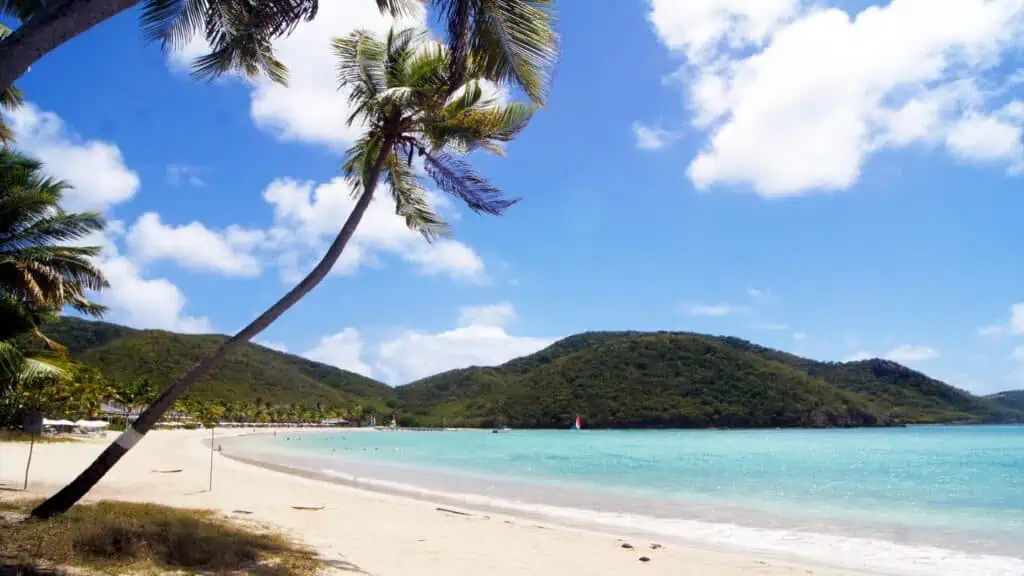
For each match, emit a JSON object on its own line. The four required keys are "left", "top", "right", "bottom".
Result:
{"left": 320, "top": 468, "right": 1024, "bottom": 576}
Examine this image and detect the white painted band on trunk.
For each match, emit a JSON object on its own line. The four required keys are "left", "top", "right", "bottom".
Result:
{"left": 114, "top": 426, "right": 145, "bottom": 451}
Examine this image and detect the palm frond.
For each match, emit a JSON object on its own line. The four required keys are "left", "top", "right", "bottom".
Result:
{"left": 473, "top": 0, "right": 557, "bottom": 104}
{"left": 17, "top": 356, "right": 66, "bottom": 385}
{"left": 428, "top": 97, "right": 535, "bottom": 153}
{"left": 385, "top": 150, "right": 451, "bottom": 240}
{"left": 0, "top": 0, "right": 41, "bottom": 23}
{"left": 0, "top": 339, "right": 65, "bottom": 387}
{"left": 0, "top": 149, "right": 110, "bottom": 317}
{"left": 191, "top": 6, "right": 290, "bottom": 86}
{"left": 0, "top": 24, "right": 25, "bottom": 144}
{"left": 1, "top": 83, "right": 23, "bottom": 110}
{"left": 420, "top": 149, "right": 516, "bottom": 215}
{"left": 333, "top": 30, "right": 388, "bottom": 103}
{"left": 375, "top": 0, "right": 423, "bottom": 17}
{"left": 433, "top": 0, "right": 558, "bottom": 104}
{"left": 139, "top": 0, "right": 208, "bottom": 51}
{"left": 0, "top": 211, "right": 106, "bottom": 251}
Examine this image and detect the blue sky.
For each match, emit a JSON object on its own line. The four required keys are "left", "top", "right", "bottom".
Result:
{"left": 8, "top": 0, "right": 1024, "bottom": 392}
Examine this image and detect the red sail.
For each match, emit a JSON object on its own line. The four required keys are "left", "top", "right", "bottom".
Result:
{"left": 575, "top": 415, "right": 582, "bottom": 429}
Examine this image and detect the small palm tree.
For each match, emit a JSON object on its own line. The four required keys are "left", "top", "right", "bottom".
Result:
{"left": 31, "top": 26, "right": 542, "bottom": 518}
{"left": 0, "top": 148, "right": 109, "bottom": 319}
{"left": 0, "top": 0, "right": 557, "bottom": 105}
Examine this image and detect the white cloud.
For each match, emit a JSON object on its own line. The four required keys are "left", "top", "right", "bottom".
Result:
{"left": 792, "top": 331, "right": 807, "bottom": 341}
{"left": 646, "top": 0, "right": 1024, "bottom": 196}
{"left": 6, "top": 103, "right": 141, "bottom": 211}
{"left": 946, "top": 112, "right": 1024, "bottom": 163}
{"left": 682, "top": 302, "right": 751, "bottom": 317}
{"left": 844, "top": 350, "right": 872, "bottom": 362}
{"left": 886, "top": 344, "right": 939, "bottom": 363}
{"left": 457, "top": 302, "right": 517, "bottom": 328}
{"left": 256, "top": 340, "right": 289, "bottom": 353}
{"left": 78, "top": 224, "right": 212, "bottom": 334}
{"left": 376, "top": 303, "right": 556, "bottom": 384}
{"left": 746, "top": 286, "right": 778, "bottom": 303}
{"left": 977, "top": 323, "right": 1006, "bottom": 337}
{"left": 303, "top": 329, "right": 374, "bottom": 377}
{"left": 98, "top": 255, "right": 213, "bottom": 334}
{"left": 633, "top": 122, "right": 681, "bottom": 150}
{"left": 125, "top": 212, "right": 264, "bottom": 277}
{"left": 979, "top": 302, "right": 1024, "bottom": 337}
{"left": 1010, "top": 346, "right": 1024, "bottom": 362}
{"left": 262, "top": 177, "right": 485, "bottom": 282}
{"left": 12, "top": 106, "right": 211, "bottom": 334}
{"left": 170, "top": 2, "right": 425, "bottom": 150}
{"left": 166, "top": 164, "right": 206, "bottom": 187}
{"left": 1013, "top": 303, "right": 1024, "bottom": 334}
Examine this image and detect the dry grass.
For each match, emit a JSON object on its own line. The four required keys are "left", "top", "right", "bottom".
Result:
{"left": 0, "top": 499, "right": 323, "bottom": 575}
{"left": 0, "top": 432, "right": 77, "bottom": 444}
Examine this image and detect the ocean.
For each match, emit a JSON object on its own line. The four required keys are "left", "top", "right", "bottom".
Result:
{"left": 223, "top": 426, "right": 1024, "bottom": 575}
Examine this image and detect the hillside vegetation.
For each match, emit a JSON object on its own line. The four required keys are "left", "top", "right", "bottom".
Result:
{"left": 35, "top": 317, "right": 395, "bottom": 411}
{"left": 395, "top": 331, "right": 1024, "bottom": 428}
{"left": 988, "top": 390, "right": 1024, "bottom": 412}
{"left": 35, "top": 319, "right": 1024, "bottom": 428}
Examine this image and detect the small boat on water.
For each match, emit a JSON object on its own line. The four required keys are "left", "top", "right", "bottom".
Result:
{"left": 571, "top": 414, "right": 582, "bottom": 430}
{"left": 491, "top": 426, "right": 511, "bottom": 434}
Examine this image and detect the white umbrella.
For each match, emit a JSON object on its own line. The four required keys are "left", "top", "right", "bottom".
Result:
{"left": 74, "top": 420, "right": 109, "bottom": 429}
{"left": 43, "top": 419, "right": 75, "bottom": 426}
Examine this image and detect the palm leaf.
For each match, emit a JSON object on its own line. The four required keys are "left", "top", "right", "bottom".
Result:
{"left": 0, "top": 149, "right": 109, "bottom": 319}
{"left": 385, "top": 151, "right": 451, "bottom": 240}
{"left": 420, "top": 149, "right": 516, "bottom": 215}
{"left": 0, "top": 0, "right": 42, "bottom": 22}
{"left": 434, "top": 0, "right": 558, "bottom": 104}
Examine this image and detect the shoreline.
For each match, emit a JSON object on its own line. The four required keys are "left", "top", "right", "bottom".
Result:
{"left": 0, "top": 429, "right": 982, "bottom": 576}
{"left": 219, "top": 431, "right": 1024, "bottom": 576}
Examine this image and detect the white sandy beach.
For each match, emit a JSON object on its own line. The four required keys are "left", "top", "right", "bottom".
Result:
{"left": 0, "top": 429, "right": 875, "bottom": 576}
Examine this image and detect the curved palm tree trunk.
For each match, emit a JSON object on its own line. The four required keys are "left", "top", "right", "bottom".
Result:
{"left": 30, "top": 140, "right": 394, "bottom": 519}
{"left": 0, "top": 0, "right": 141, "bottom": 93}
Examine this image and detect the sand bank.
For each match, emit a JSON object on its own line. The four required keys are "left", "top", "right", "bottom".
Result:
{"left": 1, "top": 429, "right": 874, "bottom": 576}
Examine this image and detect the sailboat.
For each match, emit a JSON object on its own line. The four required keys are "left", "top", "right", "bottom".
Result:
{"left": 571, "top": 414, "right": 582, "bottom": 430}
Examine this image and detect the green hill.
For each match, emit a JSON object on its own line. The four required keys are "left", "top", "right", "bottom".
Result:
{"left": 713, "top": 337, "right": 1011, "bottom": 423}
{"left": 396, "top": 331, "right": 1023, "bottom": 428}
{"left": 37, "top": 317, "right": 395, "bottom": 411}
{"left": 987, "top": 390, "right": 1024, "bottom": 412}
{"left": 27, "top": 319, "right": 1024, "bottom": 428}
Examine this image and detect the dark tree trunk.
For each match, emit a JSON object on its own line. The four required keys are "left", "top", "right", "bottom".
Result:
{"left": 30, "top": 138, "right": 395, "bottom": 519}
{"left": 0, "top": 0, "right": 141, "bottom": 93}
{"left": 23, "top": 431, "right": 35, "bottom": 490}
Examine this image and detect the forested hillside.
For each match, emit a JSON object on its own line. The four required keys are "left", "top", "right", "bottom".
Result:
{"left": 36, "top": 317, "right": 395, "bottom": 411}
{"left": 36, "top": 319, "right": 1024, "bottom": 428}
{"left": 396, "top": 331, "right": 1023, "bottom": 428}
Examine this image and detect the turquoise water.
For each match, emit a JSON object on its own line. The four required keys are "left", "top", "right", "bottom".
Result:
{"left": 230, "top": 426, "right": 1024, "bottom": 575}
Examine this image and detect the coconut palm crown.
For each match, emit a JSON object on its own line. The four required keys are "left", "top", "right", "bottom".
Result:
{"left": 0, "top": 148, "right": 109, "bottom": 319}
{"left": 334, "top": 26, "right": 534, "bottom": 236}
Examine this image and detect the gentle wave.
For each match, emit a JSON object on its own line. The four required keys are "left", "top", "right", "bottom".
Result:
{"left": 316, "top": 467, "right": 1024, "bottom": 576}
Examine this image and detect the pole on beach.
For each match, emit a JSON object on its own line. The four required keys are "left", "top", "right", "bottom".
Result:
{"left": 23, "top": 432, "right": 35, "bottom": 490}
{"left": 208, "top": 426, "right": 215, "bottom": 492}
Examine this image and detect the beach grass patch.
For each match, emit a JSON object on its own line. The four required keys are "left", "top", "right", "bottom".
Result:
{"left": 0, "top": 431, "right": 78, "bottom": 444}
{"left": 0, "top": 499, "right": 321, "bottom": 575}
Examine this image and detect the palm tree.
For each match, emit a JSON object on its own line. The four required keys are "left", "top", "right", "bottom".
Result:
{"left": 31, "top": 25, "right": 546, "bottom": 518}
{"left": 0, "top": 148, "right": 109, "bottom": 319}
{"left": 0, "top": 0, "right": 557, "bottom": 105}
